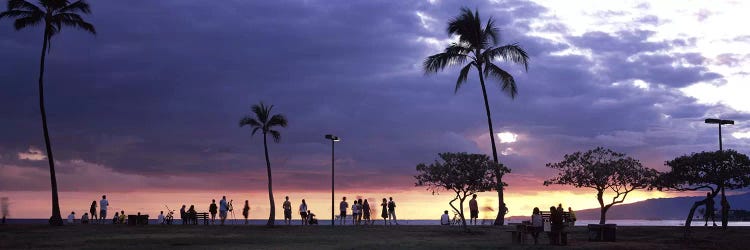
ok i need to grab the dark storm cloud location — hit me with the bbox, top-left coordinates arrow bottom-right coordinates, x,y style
0,0 -> 746,192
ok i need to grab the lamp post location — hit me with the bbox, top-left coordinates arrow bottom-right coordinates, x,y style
705,118 -> 735,229
704,118 -> 734,151
325,134 -> 340,227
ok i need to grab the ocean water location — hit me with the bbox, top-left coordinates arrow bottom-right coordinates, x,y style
5,218 -> 750,226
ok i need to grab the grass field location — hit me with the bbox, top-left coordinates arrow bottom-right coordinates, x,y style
1,224 -> 747,249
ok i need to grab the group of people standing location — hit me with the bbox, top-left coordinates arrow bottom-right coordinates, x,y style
177,196 -> 252,225
529,204 -> 576,245
338,196 -> 398,226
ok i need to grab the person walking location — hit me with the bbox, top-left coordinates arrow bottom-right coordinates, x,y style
388,197 -> 398,225
209,199 -> 218,225
339,197 -> 348,225
89,201 -> 98,223
469,194 -> 479,225
283,196 -> 292,225
219,196 -> 228,225
380,198 -> 388,226
99,195 -> 109,224
299,199 -> 309,225
242,200 -> 250,224
362,199 -> 371,225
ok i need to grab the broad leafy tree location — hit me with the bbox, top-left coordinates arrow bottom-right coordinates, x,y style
544,147 -> 658,224
415,152 -> 509,230
240,102 -> 288,226
653,150 -> 750,236
0,0 -> 96,226
423,8 -> 529,225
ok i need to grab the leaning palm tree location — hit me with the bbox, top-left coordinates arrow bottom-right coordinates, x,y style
423,7 -> 529,226
239,102 -> 288,226
0,0 -> 95,226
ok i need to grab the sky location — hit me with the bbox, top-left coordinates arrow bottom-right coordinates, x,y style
1,0 -> 749,220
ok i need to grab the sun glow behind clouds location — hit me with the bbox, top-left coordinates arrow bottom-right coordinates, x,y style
497,132 -> 518,143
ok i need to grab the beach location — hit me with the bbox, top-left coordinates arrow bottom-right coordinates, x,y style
1,224 -> 747,249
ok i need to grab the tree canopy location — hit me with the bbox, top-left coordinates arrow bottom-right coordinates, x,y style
415,152 -> 509,230
653,150 -> 750,235
544,147 -> 658,224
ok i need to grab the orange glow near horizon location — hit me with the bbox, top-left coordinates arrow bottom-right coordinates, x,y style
2,188 -> 685,220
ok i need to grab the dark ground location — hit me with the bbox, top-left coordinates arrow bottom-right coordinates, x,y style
1,224 -> 747,249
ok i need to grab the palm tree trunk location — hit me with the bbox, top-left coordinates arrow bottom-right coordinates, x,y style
475,65 -> 505,226
38,27 -> 62,226
263,133 -> 275,226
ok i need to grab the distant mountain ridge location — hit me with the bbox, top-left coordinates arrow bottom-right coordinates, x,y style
569,192 -> 750,220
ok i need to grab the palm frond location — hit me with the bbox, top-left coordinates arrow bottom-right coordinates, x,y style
54,12 -> 95,34
423,52 -> 468,74
58,0 -> 91,14
0,9 -> 38,19
269,130 -> 282,143
483,17 -> 499,46
484,62 -> 518,98
7,0 -> 41,12
268,114 -> 288,128
12,14 -> 41,29
454,62 -> 474,93
447,7 -> 482,48
239,116 -> 261,128
483,44 -> 529,71
251,127 -> 261,136
251,103 -> 270,123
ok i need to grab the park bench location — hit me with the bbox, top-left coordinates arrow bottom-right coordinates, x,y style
507,212 -> 573,245
540,211 -> 571,245
195,212 -> 209,225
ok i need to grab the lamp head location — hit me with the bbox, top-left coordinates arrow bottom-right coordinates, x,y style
705,118 -> 735,125
325,134 -> 340,141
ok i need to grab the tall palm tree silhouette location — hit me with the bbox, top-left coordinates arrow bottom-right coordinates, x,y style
0,0 -> 95,226
423,7 -> 528,225
240,102 -> 288,226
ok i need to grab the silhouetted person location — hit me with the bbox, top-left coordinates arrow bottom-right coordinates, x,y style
568,207 -> 577,226
209,199 -> 218,224
188,205 -> 197,225
380,198 -> 388,225
308,210 -> 318,225
180,205 -> 187,225
243,200 -> 250,224
351,200 -> 359,225
299,199 -> 308,225
67,211 -> 75,224
89,201 -> 97,223
531,207 -> 542,245
81,212 -> 89,224
339,197 -> 348,225
112,212 -> 119,224
705,192 -> 717,227
363,199 -> 371,225
441,210 -> 450,225
219,196 -> 228,225
469,194 -> 479,225
388,197 -> 398,225
119,210 -> 125,224
157,211 -> 164,224
357,198 -> 364,225
549,206 -> 563,245
283,196 -> 292,225
722,195 -> 730,229
99,195 -> 109,224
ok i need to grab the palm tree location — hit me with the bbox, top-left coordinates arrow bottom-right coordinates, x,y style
423,7 -> 529,225
0,0 -> 95,226
239,102 -> 288,226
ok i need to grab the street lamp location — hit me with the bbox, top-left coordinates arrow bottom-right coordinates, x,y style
324,134 -> 340,227
705,118 -> 734,151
